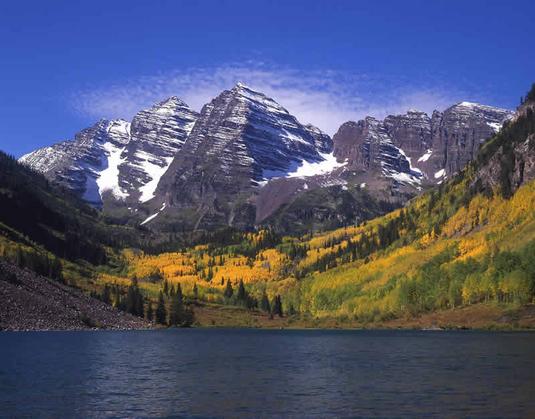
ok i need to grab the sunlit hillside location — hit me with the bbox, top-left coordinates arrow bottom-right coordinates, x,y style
95,89 -> 535,326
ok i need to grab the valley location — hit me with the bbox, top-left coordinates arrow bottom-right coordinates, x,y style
1,83 -> 534,331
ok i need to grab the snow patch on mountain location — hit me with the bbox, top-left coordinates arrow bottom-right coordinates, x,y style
487,121 -> 503,132
434,169 -> 446,179
287,152 -> 346,178
418,149 -> 433,162
140,203 -> 166,226
95,141 -> 128,199
135,152 -> 174,203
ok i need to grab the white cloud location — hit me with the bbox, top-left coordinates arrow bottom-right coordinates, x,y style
70,63 -> 467,135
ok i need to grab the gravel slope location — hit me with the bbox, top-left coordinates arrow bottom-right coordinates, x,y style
0,261 -> 151,331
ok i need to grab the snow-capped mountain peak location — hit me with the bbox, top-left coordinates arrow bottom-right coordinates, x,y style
20,97 -> 199,206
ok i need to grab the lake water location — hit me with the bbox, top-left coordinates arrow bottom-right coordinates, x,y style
1,329 -> 534,418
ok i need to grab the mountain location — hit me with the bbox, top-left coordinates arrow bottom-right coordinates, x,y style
149,82 -> 333,230
0,149 -> 143,286
3,83 -> 534,330
20,98 -> 198,207
258,101 -> 512,232
112,84 -> 535,329
20,83 -> 512,234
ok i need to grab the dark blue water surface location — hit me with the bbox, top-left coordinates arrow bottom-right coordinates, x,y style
1,329 -> 534,418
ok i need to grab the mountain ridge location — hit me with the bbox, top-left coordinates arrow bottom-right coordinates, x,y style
19,84 -> 512,233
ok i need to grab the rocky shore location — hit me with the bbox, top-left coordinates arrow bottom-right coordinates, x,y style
0,261 -> 151,331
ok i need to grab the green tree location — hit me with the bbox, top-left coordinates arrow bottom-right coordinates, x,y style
272,295 -> 283,317
224,279 -> 234,299
155,291 -> 167,325
101,285 -> 111,305
237,279 -> 246,302
168,292 -> 184,326
260,291 -> 271,313
146,302 -> 154,322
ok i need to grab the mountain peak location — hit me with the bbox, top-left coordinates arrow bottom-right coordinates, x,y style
451,101 -> 512,114
155,95 -> 189,109
234,81 -> 250,89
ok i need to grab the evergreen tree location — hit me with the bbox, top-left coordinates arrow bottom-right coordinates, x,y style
155,291 -> 167,325
168,291 -> 184,326
163,279 -> 169,296
237,279 -> 246,302
192,283 -> 199,300
224,279 -> 234,299
260,291 -> 271,313
176,282 -> 183,303
101,285 -> 111,305
125,278 -> 144,317
146,302 -> 154,321
135,293 -> 144,318
272,295 -> 283,317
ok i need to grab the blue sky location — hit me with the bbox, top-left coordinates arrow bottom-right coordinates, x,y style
1,0 -> 534,157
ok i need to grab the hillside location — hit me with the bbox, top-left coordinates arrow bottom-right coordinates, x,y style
0,152 -> 154,329
95,84 -> 535,329
1,84 -> 534,330
0,260 -> 150,331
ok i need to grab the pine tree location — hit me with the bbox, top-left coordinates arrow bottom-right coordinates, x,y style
224,279 -> 234,299
192,283 -> 199,300
237,279 -> 246,302
260,291 -> 271,313
155,291 -> 167,325
125,278 -> 144,317
272,295 -> 283,317
168,291 -> 184,327
163,280 -> 169,296
176,283 -> 183,303
101,285 -> 111,305
146,302 -> 154,321
135,293 -> 144,318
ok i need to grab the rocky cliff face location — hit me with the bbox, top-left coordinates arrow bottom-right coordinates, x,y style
151,83 -> 333,229
117,97 -> 198,203
258,102 -> 513,232
430,102 -> 514,179
19,82 -> 514,234
474,99 -> 535,197
331,102 -> 513,187
20,99 -> 198,206
20,119 -> 131,205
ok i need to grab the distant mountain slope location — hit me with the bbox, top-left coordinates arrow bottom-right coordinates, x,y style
258,102 -> 512,233
0,151 -> 138,269
272,86 -> 535,320
105,84 -> 535,328
20,98 -> 198,207
149,83 -> 333,230
19,83 -> 512,234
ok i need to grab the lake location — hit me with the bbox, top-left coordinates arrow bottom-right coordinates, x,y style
1,329 -> 534,417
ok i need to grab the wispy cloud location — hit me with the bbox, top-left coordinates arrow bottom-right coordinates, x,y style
70,63 -> 469,135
